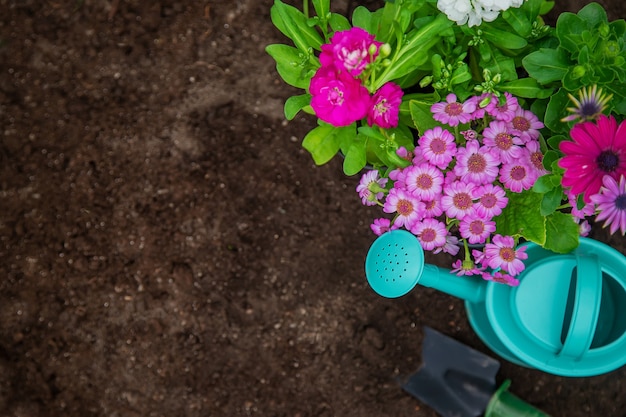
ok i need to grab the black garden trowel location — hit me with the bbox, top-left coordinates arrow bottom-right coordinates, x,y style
401,326 -> 500,417
401,327 -> 551,417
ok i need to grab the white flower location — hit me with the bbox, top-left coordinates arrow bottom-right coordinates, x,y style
437,0 -> 525,27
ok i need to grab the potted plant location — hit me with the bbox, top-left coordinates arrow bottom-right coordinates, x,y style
266,0 -> 626,285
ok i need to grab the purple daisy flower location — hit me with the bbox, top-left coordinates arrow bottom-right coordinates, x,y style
482,120 -> 524,164
459,214 -> 496,244
499,162 -> 537,193
430,93 -> 476,126
405,163 -> 444,201
410,218 -> 448,251
483,234 -> 528,276
418,126 -> 457,169
454,139 -> 500,186
383,188 -> 425,229
590,174 -> 626,235
441,180 -> 476,220
472,184 -> 508,219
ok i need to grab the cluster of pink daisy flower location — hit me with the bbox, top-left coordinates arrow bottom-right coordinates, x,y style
310,27 -> 402,128
358,92 -> 546,286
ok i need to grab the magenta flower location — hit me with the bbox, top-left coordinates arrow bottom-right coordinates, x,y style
371,218 -> 392,235
356,170 -> 388,206
590,175 -> 626,235
418,126 -> 457,169
472,184 -> 508,219
368,82 -> 403,128
483,234 -> 528,276
441,180 -> 476,220
507,107 -> 544,143
454,139 -> 500,185
405,163 -> 444,201
482,271 -> 520,287
431,93 -> 476,126
559,115 -> 626,202
486,92 -> 519,122
459,214 -> 496,244
410,218 -> 448,251
499,161 -> 537,193
310,66 -> 370,127
383,188 -> 425,229
482,120 -> 524,164
325,27 -> 381,77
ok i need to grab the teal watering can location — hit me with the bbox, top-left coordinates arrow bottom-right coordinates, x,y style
365,229 -> 626,377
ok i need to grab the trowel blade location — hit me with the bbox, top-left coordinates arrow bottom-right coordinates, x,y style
401,327 -> 500,417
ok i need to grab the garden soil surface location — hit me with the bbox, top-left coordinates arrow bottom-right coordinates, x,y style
2,0 -> 626,416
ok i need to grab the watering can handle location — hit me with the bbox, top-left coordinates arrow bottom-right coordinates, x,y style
558,254 -> 602,360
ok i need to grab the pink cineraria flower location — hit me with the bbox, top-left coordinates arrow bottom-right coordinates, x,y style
405,163 -> 444,201
459,214 -> 496,244
524,140 -> 549,176
483,234 -> 528,276
486,92 -> 519,122
410,218 -> 448,251
590,174 -> 626,235
499,161 -> 537,193
368,82 -> 403,128
383,188 -> 425,229
423,196 -> 444,218
371,218 -> 392,235
433,233 -> 460,256
508,107 -> 544,143
567,191 -> 595,220
356,170 -> 388,206
441,180 -> 476,220
454,139 -> 500,185
472,184 -> 508,219
482,270 -> 520,286
579,219 -> 592,237
482,120 -> 524,163
559,115 -> 626,202
431,93 -> 476,126
450,258 -> 484,276
325,27 -> 381,77
310,66 -> 370,127
418,126 -> 457,169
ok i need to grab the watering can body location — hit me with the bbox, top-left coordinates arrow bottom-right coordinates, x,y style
365,230 -> 626,377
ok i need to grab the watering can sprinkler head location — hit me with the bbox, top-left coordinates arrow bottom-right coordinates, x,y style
365,229 -> 425,298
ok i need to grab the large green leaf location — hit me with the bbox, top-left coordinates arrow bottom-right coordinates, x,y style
284,94 -> 311,120
265,44 -> 313,89
481,26 -> 528,50
522,48 -> 570,84
409,100 -> 443,136
302,123 -> 356,165
342,137 -> 367,176
494,191 -> 547,245
544,211 -> 580,253
499,77 -> 554,99
270,0 -> 323,52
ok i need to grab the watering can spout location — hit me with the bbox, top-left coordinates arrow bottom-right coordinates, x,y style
365,229 -> 486,302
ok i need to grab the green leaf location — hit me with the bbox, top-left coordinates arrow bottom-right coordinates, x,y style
270,0 -> 323,52
343,139 -> 367,176
546,134 -> 567,151
494,191 -> 547,245
522,48 -> 570,84
409,100 -> 443,136
499,78 -> 554,99
302,123 -> 355,165
577,2 -> 608,28
311,0 -> 330,21
284,94 -> 311,120
544,89 -> 571,133
351,6 -> 375,33
484,52 -> 517,82
543,211 -> 580,253
329,13 -> 351,32
555,13 -> 585,54
540,185 -> 563,216
502,8 -> 532,37
265,44 -> 313,89
532,175 -> 556,193
481,26 -> 528,50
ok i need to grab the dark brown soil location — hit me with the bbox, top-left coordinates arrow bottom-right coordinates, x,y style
1,1 -> 625,416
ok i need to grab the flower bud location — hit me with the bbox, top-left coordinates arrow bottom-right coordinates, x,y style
571,65 -> 586,79
368,43 -> 378,56
379,43 -> 392,58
